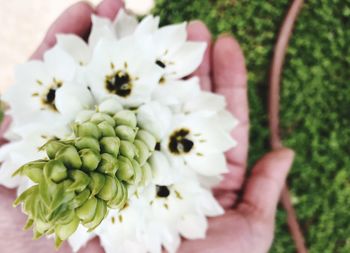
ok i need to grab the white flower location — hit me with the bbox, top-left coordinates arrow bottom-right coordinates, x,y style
150,23 -> 206,84
2,45 -> 93,128
124,0 -> 155,16
86,37 -> 164,106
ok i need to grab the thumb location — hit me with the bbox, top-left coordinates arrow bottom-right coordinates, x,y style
238,148 -> 295,222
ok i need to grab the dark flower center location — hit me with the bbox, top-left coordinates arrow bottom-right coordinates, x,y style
156,185 -> 170,198
155,142 -> 161,151
41,80 -> 62,111
168,128 -> 194,155
105,71 -> 132,97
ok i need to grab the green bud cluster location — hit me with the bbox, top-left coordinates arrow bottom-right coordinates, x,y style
13,109 -> 156,248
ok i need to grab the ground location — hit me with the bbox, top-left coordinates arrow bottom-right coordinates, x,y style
154,0 -> 350,252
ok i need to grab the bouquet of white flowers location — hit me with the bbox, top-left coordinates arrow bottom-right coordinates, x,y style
0,10 -> 237,253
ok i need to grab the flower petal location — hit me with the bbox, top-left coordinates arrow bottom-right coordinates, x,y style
186,153 -> 228,176
89,15 -> 116,49
149,151 -> 178,185
56,34 -> 91,65
166,41 -> 206,79
113,9 -> 138,38
55,83 -> 93,121
177,213 -> 207,240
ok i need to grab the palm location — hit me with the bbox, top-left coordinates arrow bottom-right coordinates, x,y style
0,1 -> 294,253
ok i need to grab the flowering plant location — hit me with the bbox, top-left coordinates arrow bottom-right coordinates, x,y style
0,10 -> 237,253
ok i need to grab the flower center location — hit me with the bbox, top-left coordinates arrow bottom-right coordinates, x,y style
156,185 -> 170,198
168,128 -> 194,155
41,80 -> 62,111
105,71 -> 132,97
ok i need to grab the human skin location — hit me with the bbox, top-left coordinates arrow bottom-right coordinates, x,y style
0,0 -> 295,252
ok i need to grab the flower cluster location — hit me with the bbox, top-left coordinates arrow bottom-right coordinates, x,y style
0,10 -> 237,253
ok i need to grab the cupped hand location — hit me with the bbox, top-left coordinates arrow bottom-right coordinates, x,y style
0,1 -> 294,253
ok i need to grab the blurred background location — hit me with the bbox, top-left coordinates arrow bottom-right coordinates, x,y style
0,0 -> 99,93
1,0 -> 350,252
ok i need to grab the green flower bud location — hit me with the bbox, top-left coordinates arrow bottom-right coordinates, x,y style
14,185 -> 38,207
75,137 -> 100,152
49,184 -> 75,212
55,216 -> 80,241
115,125 -> 136,142
76,196 -> 97,222
76,122 -> 101,139
113,110 -> 137,128
48,202 -> 74,224
134,140 -> 150,165
67,170 -> 90,193
97,153 -> 118,175
141,162 -> 153,186
75,110 -> 94,124
98,99 -> 122,115
136,130 -> 156,151
100,137 -> 120,156
24,167 -> 44,183
116,156 -> 134,182
131,159 -> 142,186
35,219 -> 51,234
108,179 -> 127,209
79,149 -> 101,171
55,145 -> 82,170
89,172 -> 106,196
120,141 -> 136,159
44,140 -> 67,159
71,188 -> 90,209
12,160 -> 47,177
91,112 -> 115,126
97,175 -> 117,201
98,121 -> 116,137
85,199 -> 107,231
44,160 -> 67,183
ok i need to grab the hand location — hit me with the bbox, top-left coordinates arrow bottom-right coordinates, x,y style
0,1 -> 295,253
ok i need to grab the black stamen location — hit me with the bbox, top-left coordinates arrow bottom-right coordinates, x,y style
155,142 -> 161,151
156,185 -> 170,198
156,60 -> 166,68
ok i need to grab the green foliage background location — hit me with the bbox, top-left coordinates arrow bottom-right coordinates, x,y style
154,0 -> 350,252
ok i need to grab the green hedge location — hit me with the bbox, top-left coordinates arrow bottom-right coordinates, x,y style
154,1 -> 350,252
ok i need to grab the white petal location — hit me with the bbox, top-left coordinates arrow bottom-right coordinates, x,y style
177,214 -> 208,240
43,45 -> 77,81
167,41 -> 206,79
0,159 -> 21,188
186,153 -> 228,176
153,22 -> 187,55
55,84 -> 93,121
198,190 -> 224,217
137,102 -> 172,140
149,151 -> 178,185
184,91 -> 226,114
152,77 -> 201,108
56,34 -> 91,65
113,9 -> 138,38
89,15 -> 116,49
68,225 -> 94,252
214,110 -> 239,131
135,15 -> 159,35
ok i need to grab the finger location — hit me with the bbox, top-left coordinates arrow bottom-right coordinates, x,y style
187,21 -> 212,91
238,148 -> 295,221
95,0 -> 124,19
31,2 -> 94,60
213,35 -> 249,167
